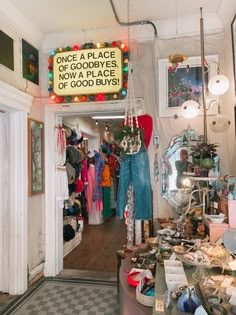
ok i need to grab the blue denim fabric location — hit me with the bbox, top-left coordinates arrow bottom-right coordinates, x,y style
116,148 -> 152,220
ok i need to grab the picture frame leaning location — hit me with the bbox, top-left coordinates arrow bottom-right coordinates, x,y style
28,119 -> 44,196
158,55 -> 218,118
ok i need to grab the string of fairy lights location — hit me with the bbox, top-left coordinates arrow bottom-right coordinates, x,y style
48,41 -> 129,103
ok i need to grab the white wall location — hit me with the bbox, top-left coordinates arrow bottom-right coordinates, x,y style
0,8 -> 45,274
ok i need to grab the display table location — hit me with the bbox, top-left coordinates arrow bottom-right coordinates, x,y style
119,251 -> 211,314
152,263 -> 194,315
119,252 -> 194,315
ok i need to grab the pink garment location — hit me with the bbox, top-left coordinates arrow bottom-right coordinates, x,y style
81,159 -> 88,183
86,165 -> 103,212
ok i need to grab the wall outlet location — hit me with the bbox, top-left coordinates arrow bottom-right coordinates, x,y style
154,135 -> 159,145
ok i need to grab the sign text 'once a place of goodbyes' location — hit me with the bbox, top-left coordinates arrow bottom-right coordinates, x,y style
53,47 -> 123,96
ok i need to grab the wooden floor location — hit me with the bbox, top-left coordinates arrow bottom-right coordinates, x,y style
63,215 -> 127,273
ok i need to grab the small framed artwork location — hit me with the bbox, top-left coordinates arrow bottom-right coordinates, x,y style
158,55 -> 218,117
22,39 -> 39,85
28,119 -> 44,196
0,30 -> 14,71
231,14 -> 236,92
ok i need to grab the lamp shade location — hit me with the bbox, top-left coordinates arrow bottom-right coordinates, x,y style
181,100 -> 200,118
208,74 -> 229,96
209,114 -> 230,132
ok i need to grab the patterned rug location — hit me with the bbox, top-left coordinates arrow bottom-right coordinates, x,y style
2,278 -> 119,315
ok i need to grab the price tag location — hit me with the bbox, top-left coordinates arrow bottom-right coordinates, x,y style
221,277 -> 233,287
155,299 -> 165,312
229,260 -> 236,271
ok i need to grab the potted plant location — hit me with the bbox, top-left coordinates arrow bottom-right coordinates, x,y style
190,142 -> 219,169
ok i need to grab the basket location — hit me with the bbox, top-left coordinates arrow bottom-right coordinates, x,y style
136,281 -> 154,307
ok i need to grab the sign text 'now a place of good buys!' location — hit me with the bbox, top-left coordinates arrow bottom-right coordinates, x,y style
53,47 -> 123,96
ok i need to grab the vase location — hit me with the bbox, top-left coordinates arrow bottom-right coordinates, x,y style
200,158 -> 215,169
199,168 -> 209,177
178,287 -> 201,314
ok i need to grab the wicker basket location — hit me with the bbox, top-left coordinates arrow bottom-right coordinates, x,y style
136,282 -> 154,307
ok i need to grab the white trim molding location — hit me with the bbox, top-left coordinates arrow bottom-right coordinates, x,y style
0,81 -> 32,294
44,101 -> 126,277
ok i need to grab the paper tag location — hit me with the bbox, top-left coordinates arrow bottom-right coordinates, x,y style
229,261 -> 236,271
221,277 -> 233,287
169,253 -> 176,260
155,299 -> 165,312
211,275 -> 225,281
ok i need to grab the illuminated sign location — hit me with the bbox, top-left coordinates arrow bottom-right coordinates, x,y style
48,42 -> 129,103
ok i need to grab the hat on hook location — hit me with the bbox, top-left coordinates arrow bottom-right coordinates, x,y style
87,149 -> 95,158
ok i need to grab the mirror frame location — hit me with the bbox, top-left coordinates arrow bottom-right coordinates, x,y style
161,126 -> 220,213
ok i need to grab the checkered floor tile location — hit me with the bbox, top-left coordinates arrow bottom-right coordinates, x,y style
3,279 -> 119,315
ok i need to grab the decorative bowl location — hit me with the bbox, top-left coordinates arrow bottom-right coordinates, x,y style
206,214 -> 225,224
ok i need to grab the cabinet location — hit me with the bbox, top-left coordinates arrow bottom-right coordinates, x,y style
205,198 -> 236,243
204,219 -> 228,243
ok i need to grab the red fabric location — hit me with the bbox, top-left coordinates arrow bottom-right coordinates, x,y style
123,114 -> 153,148
127,271 -> 142,287
108,155 -> 117,177
81,159 -> 88,183
74,179 -> 84,193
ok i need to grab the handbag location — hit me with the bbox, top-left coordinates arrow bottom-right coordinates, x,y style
115,68 -> 144,155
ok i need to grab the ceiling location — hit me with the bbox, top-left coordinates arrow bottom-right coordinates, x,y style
6,0 -> 236,38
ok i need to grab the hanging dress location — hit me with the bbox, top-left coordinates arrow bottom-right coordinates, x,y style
55,126 -> 69,198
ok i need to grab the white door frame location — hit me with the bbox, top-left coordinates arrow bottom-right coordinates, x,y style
44,101 -> 126,276
0,81 -> 32,294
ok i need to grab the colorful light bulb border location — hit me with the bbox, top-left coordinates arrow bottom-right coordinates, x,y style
48,41 -> 129,103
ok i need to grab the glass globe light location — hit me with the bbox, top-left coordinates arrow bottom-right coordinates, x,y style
181,100 -> 200,118
209,114 -> 230,132
208,74 -> 229,95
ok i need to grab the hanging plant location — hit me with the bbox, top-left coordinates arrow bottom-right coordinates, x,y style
114,125 -> 144,154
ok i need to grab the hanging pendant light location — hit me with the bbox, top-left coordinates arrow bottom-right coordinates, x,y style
181,100 -> 200,118
208,74 -> 229,95
209,114 -> 231,132
209,103 -> 230,132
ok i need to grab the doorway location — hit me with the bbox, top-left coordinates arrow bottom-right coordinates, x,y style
59,113 -> 127,277
44,101 -> 127,278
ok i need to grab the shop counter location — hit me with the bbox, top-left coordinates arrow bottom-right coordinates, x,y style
119,252 -> 152,315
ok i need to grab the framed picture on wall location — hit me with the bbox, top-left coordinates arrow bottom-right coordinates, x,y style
158,55 -> 218,117
231,14 -> 236,93
22,39 -> 39,85
0,30 -> 14,71
28,119 -> 44,196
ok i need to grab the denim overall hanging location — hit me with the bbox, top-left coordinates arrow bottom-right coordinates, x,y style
116,69 -> 152,220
